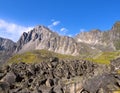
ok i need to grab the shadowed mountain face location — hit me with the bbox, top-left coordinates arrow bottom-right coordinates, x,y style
0,37 -> 16,64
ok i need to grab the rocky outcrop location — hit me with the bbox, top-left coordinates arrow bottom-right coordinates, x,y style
0,58 -> 99,93
82,73 -> 120,93
0,37 -> 16,64
0,57 -> 120,93
80,57 -> 120,93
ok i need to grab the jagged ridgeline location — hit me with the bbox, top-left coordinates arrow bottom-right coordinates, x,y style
0,22 -> 120,64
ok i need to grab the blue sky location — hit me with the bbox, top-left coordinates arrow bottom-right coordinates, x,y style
0,0 -> 120,41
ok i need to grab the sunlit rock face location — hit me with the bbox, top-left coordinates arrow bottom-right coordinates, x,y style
75,22 -> 120,51
15,25 -> 98,56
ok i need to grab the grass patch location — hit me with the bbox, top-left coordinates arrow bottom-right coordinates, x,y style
86,51 -> 120,64
113,91 -> 120,93
8,49 -> 120,65
8,52 -> 37,64
8,49 -> 78,64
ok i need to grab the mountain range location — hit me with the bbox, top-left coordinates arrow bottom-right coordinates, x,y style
0,21 -> 120,63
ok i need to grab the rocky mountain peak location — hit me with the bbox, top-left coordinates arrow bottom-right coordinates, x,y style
90,29 -> 101,34
75,23 -> 120,51
75,29 -> 102,45
0,37 -> 16,64
112,21 -> 120,31
113,21 -> 120,27
15,25 -> 99,56
31,25 -> 53,34
14,21 -> 120,56
1,21 -> 120,64
0,37 -> 16,51
16,26 -> 52,52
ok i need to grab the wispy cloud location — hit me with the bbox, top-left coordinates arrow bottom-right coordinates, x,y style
48,19 -> 70,36
48,20 -> 60,28
52,21 -> 60,26
68,34 -> 73,37
60,27 -> 68,35
60,28 -> 68,32
0,19 -> 33,41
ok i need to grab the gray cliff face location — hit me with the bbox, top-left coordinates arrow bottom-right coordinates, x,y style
15,26 -> 97,56
75,22 -> 120,52
0,37 -> 16,51
75,29 -> 115,52
75,29 -> 103,45
15,22 -> 120,56
0,37 -> 16,64
110,22 -> 120,50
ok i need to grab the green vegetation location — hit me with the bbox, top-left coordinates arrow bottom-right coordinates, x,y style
8,52 -> 37,64
8,49 -> 120,65
86,51 -> 120,64
117,70 -> 120,74
8,49 -> 77,64
113,91 -> 120,93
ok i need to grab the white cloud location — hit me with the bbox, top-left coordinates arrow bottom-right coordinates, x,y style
48,20 -> 60,28
52,21 -> 60,26
48,20 -> 69,36
0,19 -> 33,41
60,27 -> 68,35
60,28 -> 68,32
80,28 -> 86,32
68,34 -> 73,37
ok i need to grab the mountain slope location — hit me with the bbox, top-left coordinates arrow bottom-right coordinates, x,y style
8,49 -> 78,64
75,22 -> 120,52
15,25 -> 98,56
0,37 -> 16,64
1,22 -> 120,64
14,22 -> 120,57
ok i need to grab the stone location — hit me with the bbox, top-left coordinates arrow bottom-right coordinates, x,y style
0,81 -> 9,93
53,85 -> 64,93
1,72 -> 16,85
46,79 -> 54,87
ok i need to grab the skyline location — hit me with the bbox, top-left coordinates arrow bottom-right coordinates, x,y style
0,0 -> 120,41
